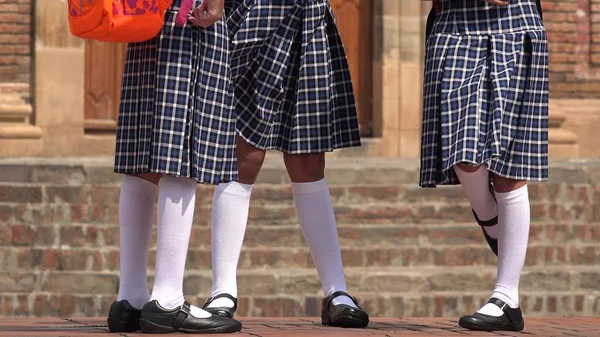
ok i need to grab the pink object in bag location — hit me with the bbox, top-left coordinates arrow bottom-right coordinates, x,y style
175,0 -> 194,26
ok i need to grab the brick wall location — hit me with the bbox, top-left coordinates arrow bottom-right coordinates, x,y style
0,0 -> 32,83
0,158 -> 599,318
544,0 -> 600,98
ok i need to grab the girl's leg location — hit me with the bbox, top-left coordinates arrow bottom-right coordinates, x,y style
454,164 -> 529,313
206,137 -> 264,310
453,165 -> 499,240
481,176 -> 529,313
149,175 -> 211,318
116,173 -> 160,309
137,175 -> 243,333
459,173 -> 529,331
283,153 -> 356,308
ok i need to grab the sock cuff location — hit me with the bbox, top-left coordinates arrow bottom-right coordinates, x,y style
291,178 -> 328,195
216,181 -> 253,198
491,287 -> 519,308
122,175 -> 159,199
495,185 -> 528,205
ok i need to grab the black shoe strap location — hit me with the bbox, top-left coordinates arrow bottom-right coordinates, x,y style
172,301 -> 191,331
488,298 -> 520,324
323,291 -> 361,309
205,293 -> 238,311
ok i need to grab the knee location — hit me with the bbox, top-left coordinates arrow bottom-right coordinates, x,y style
238,151 -> 265,183
237,137 -> 266,184
130,173 -> 161,185
284,153 -> 325,183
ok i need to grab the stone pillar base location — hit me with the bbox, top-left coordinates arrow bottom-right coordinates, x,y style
548,129 -> 579,158
0,93 -> 43,156
548,101 -> 579,159
0,138 -> 42,156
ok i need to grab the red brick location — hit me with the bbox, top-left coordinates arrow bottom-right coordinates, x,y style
43,249 -> 59,269
104,250 -> 120,270
0,205 -> 12,223
346,186 -> 401,201
13,295 -> 27,316
11,225 -> 35,245
0,295 -> 13,316
59,226 -> 98,247
0,225 -> 11,245
0,185 -> 42,203
45,186 -> 89,204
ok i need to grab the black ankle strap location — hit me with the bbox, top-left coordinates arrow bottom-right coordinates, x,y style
205,293 -> 238,310
172,301 -> 191,331
472,210 -> 498,227
323,291 -> 361,309
488,298 -> 521,324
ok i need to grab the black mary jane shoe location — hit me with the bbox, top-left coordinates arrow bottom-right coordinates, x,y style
139,300 -> 242,334
203,293 -> 238,319
321,291 -> 369,328
473,182 -> 499,256
107,300 -> 142,333
459,298 -> 525,332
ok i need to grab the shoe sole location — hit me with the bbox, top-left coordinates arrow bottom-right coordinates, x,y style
322,313 -> 369,329
139,319 -> 242,334
458,317 -> 524,332
107,317 -> 140,333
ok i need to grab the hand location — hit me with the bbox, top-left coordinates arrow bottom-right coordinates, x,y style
483,0 -> 509,5
188,0 -> 225,28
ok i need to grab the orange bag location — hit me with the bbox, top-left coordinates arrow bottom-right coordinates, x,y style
67,0 -> 190,43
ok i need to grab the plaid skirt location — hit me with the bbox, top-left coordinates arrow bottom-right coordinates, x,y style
113,0 -> 237,184
420,0 -> 549,187
224,0 -> 361,154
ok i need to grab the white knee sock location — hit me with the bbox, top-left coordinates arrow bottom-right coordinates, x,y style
150,176 -> 210,318
453,166 -> 499,238
116,175 -> 157,309
292,178 -> 357,308
206,181 -> 253,309
478,185 -> 530,316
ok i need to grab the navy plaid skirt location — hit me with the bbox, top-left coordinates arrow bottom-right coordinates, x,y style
224,0 -> 361,154
420,0 -> 549,187
114,0 -> 237,185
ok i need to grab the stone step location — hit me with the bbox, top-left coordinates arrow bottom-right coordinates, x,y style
2,156 -> 599,186
0,183 -> 592,225
0,94 -> 27,106
4,236 -> 597,272
7,222 -> 598,249
9,265 -> 596,297
0,83 -> 29,95
0,290 -> 594,318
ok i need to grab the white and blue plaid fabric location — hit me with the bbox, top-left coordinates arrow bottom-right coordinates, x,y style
420,0 -> 549,187
114,0 -> 237,184
225,0 -> 361,154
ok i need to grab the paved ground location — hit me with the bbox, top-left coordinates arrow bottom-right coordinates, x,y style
0,317 -> 597,336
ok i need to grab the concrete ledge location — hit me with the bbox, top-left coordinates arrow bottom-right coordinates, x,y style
0,156 -> 598,186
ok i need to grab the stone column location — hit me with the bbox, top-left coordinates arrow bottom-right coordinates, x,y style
0,0 -> 43,156
34,0 -> 86,156
372,0 -> 426,158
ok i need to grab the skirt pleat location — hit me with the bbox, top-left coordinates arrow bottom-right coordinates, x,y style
225,0 -> 361,154
114,0 -> 238,184
420,0 -> 548,187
